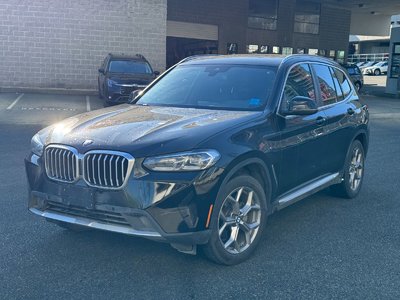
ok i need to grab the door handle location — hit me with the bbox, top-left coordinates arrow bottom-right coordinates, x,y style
316,116 -> 326,126
347,108 -> 355,115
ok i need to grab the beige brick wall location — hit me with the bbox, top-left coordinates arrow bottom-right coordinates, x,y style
0,0 -> 167,89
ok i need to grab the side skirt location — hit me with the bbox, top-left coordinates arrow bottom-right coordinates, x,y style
274,173 -> 341,210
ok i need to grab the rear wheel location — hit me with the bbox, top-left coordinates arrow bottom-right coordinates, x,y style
374,69 -> 381,76
331,140 -> 365,198
202,175 -> 267,265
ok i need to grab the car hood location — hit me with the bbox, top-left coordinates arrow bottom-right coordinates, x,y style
39,105 -> 261,157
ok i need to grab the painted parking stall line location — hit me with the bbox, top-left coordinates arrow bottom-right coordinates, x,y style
6,93 -> 24,110
86,95 -> 91,111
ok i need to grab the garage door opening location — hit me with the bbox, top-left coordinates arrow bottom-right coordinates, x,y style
167,37 -> 218,68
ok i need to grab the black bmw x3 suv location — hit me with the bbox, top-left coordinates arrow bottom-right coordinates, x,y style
26,55 -> 369,265
98,53 -> 159,106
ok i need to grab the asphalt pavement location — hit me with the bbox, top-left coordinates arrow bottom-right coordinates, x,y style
0,92 -> 399,299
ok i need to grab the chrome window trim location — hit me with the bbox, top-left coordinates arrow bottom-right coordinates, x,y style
276,60 -> 356,118
44,144 -> 80,183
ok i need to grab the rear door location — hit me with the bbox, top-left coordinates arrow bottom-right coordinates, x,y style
312,64 -> 358,174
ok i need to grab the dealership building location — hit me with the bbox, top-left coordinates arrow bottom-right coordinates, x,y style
0,0 -> 399,90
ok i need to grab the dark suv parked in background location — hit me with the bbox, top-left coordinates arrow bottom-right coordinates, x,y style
26,54 -> 369,265
98,53 -> 159,106
343,64 -> 364,91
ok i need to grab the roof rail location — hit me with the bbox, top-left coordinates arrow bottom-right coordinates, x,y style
178,54 -> 220,64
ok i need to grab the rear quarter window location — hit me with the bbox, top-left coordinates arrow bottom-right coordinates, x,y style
333,69 -> 353,99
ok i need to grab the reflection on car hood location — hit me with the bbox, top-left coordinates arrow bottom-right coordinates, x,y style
40,104 -> 261,157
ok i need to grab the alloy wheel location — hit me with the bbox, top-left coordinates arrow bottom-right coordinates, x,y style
349,147 -> 363,191
218,186 -> 261,254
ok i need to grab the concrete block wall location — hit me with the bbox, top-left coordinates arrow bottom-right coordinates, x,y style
0,0 -> 167,89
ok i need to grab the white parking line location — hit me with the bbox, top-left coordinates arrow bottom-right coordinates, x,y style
86,95 -> 91,112
6,93 -> 24,110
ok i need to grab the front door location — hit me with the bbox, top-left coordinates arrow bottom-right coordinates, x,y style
276,63 -> 328,195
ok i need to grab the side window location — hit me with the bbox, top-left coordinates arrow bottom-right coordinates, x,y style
282,63 -> 316,110
333,69 -> 352,99
330,67 -> 344,101
313,64 -> 337,106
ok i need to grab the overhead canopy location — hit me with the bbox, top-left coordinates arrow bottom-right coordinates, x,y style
321,0 -> 400,36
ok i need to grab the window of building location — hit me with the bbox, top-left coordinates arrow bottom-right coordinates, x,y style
247,45 -> 259,54
294,1 -> 320,34
260,45 -> 269,53
248,0 -> 278,30
336,50 -> 345,64
313,64 -> 338,106
272,46 -> 280,54
282,64 -> 316,111
329,50 -> 336,58
297,48 -> 305,54
282,47 -> 293,55
390,43 -> 400,78
227,43 -> 238,54
319,50 -> 326,57
309,49 -> 318,55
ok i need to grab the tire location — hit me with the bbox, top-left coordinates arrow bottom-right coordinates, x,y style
331,140 -> 365,199
47,219 -> 90,232
354,82 -> 361,91
374,69 -> 381,76
202,175 -> 268,265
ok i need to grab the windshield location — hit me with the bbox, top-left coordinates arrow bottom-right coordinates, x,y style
136,64 -> 276,111
108,60 -> 153,74
375,61 -> 386,67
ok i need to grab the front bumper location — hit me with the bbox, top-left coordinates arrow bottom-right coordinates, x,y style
25,153 -> 222,248
106,84 -> 146,104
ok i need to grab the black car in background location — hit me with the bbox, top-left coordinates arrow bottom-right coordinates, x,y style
98,53 -> 159,106
26,55 -> 369,265
343,64 -> 364,91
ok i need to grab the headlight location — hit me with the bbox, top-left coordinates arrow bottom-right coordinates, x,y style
31,133 -> 44,157
143,150 -> 221,172
107,79 -> 117,87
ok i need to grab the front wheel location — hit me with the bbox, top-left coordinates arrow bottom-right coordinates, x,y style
202,175 -> 268,265
331,140 -> 365,198
374,69 -> 381,76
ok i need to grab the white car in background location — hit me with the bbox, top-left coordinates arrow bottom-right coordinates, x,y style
363,61 -> 388,75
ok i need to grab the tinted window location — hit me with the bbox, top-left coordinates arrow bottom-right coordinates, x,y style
137,65 -> 276,111
330,67 -> 344,101
313,64 -> 337,106
334,69 -> 352,98
282,64 -> 316,111
346,66 -> 360,75
108,60 -> 153,74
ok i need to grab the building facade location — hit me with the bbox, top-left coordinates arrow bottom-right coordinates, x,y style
0,0 -> 351,90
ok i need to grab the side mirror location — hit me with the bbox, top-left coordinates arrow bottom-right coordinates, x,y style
282,96 -> 318,116
128,89 -> 143,103
154,71 -> 160,76
98,68 -> 105,74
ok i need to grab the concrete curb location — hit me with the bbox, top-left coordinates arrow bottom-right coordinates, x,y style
0,87 -> 97,96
